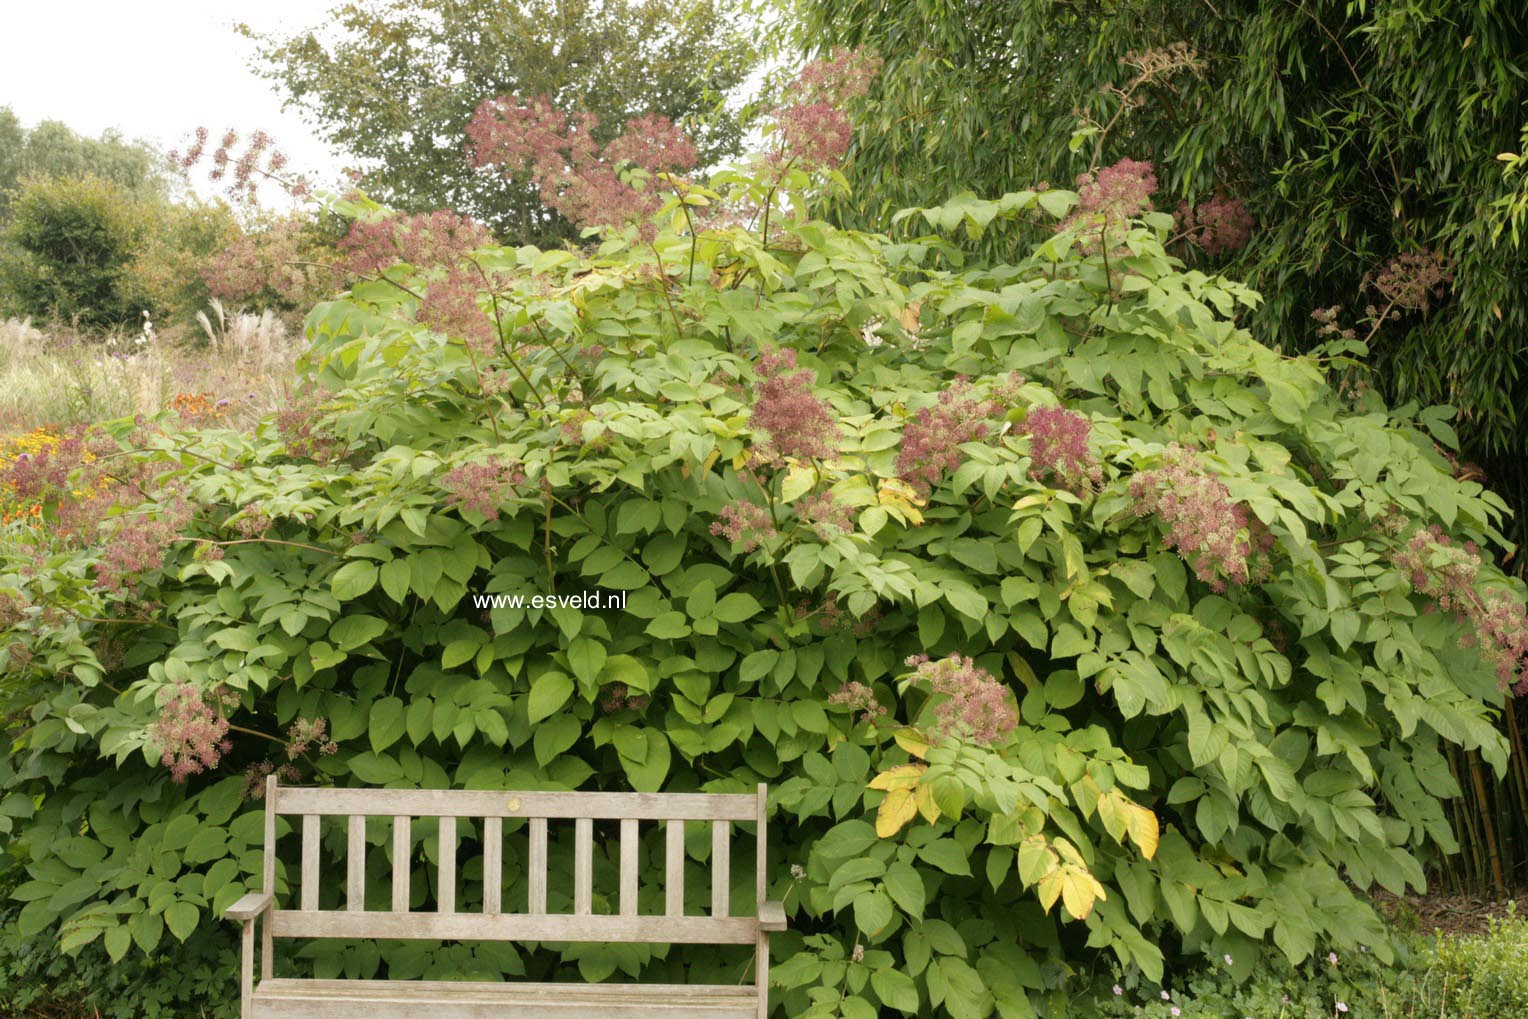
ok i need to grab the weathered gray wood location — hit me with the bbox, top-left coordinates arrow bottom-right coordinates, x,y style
438,816 -> 456,913
665,819 -> 684,916
574,818 -> 593,915
482,816 -> 502,915
250,978 -> 757,1019
755,784 -> 768,1019
711,821 -> 730,918
241,917 -> 254,1019
225,892 -> 274,921
528,818 -> 547,914
262,775 -> 276,980
619,818 -> 638,916
276,787 -> 756,821
392,816 -> 410,912
301,815 -> 320,912
347,816 -> 365,912
757,901 -> 787,932
270,910 -> 758,944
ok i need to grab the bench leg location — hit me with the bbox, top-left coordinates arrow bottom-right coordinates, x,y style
241,920 -> 255,1019
756,931 -> 770,1019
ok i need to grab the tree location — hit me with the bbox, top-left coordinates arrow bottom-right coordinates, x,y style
800,0 -> 1528,563
241,0 -> 760,244
0,109 -> 167,222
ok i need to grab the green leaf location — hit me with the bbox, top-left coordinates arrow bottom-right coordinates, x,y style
330,561 -> 379,601
871,967 -> 921,1013
713,592 -> 763,624
918,839 -> 972,876
369,696 -> 405,752
853,888 -> 894,934
882,861 -> 926,918
528,672 -> 574,724
164,901 -> 199,942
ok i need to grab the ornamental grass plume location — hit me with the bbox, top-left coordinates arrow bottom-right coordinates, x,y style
1128,443 -> 1264,592
904,653 -> 1018,746
895,380 -> 1003,496
749,347 -> 840,463
150,682 -> 237,781
1392,523 -> 1528,692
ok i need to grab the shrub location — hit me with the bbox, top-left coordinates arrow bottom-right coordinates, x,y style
2,88 -> 1526,1018
1434,905 -> 1528,1018
1,174 -> 147,327
121,199 -> 241,327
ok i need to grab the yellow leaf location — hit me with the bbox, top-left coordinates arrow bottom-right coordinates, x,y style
915,782 -> 942,824
1060,866 -> 1105,921
868,764 -> 926,791
877,477 -> 926,526
780,463 -> 818,503
1096,789 -> 1124,841
876,787 -> 919,837
1126,803 -> 1160,860
898,300 -> 922,336
700,449 -> 721,477
1036,868 -> 1064,913
894,729 -> 930,760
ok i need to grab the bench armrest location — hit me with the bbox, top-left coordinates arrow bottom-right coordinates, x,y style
759,900 -> 788,932
225,891 -> 273,922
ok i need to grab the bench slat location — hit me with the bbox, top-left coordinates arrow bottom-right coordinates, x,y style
574,818 -> 593,915
619,819 -> 638,916
392,816 -> 410,912
347,816 -> 365,912
301,815 -> 320,912
665,819 -> 684,916
275,788 -> 756,821
528,818 -> 547,914
438,816 -> 456,913
711,821 -> 729,918
483,816 -> 502,915
269,911 -> 759,944
252,979 -> 757,1019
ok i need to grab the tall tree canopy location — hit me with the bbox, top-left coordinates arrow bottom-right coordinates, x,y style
0,109 -> 167,222
802,0 -> 1528,558
242,0 -> 760,245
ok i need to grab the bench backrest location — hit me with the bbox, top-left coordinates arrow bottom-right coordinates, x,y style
261,777 -> 767,945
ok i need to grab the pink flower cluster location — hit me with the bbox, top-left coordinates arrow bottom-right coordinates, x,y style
416,267 -> 501,356
97,498 -> 194,594
749,347 -> 840,463
275,390 -> 344,463
1129,444 -> 1266,592
771,48 -> 883,171
338,211 -> 493,275
1392,524 -> 1528,691
796,594 -> 881,637
170,127 -> 309,204
440,456 -> 526,521
1024,405 -> 1101,491
203,214 -> 341,309
286,717 -> 339,759
150,682 -> 237,781
1176,194 -> 1254,256
467,95 -> 697,234
895,380 -> 1002,496
240,760 -> 301,801
828,680 -> 887,724
1062,158 -> 1158,254
796,490 -> 854,539
904,654 -> 1018,746
710,500 -> 776,552
600,683 -> 651,714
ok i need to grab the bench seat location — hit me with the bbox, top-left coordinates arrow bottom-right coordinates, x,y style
251,978 -> 759,1018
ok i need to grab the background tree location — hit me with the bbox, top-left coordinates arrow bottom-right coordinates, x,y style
0,109 -> 167,223
241,0 -> 760,245
800,0 -> 1528,566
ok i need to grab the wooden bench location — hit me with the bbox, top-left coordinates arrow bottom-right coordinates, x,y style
224,776 -> 786,1018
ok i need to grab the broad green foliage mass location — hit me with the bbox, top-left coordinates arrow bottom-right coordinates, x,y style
1,160 -> 1525,1017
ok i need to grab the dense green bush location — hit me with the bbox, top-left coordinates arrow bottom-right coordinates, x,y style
2,95 -> 1527,1018
1,174 -> 148,327
1434,906 -> 1528,1018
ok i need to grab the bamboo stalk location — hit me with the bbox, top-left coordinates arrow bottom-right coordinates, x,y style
1466,748 -> 1507,895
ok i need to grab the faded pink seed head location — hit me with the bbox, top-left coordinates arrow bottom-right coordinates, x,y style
894,380 -> 1001,496
771,48 -> 882,171
828,680 -> 887,725
1060,157 -> 1158,255
150,682 -> 235,781
905,654 -> 1017,746
1128,444 -> 1255,592
710,499 -> 776,552
749,347 -> 839,463
1024,404 -> 1101,491
338,210 -> 492,275
440,456 -> 527,521
1176,194 -> 1254,256
796,490 -> 854,540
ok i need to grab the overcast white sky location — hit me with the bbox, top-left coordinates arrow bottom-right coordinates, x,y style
1,0 -> 348,197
